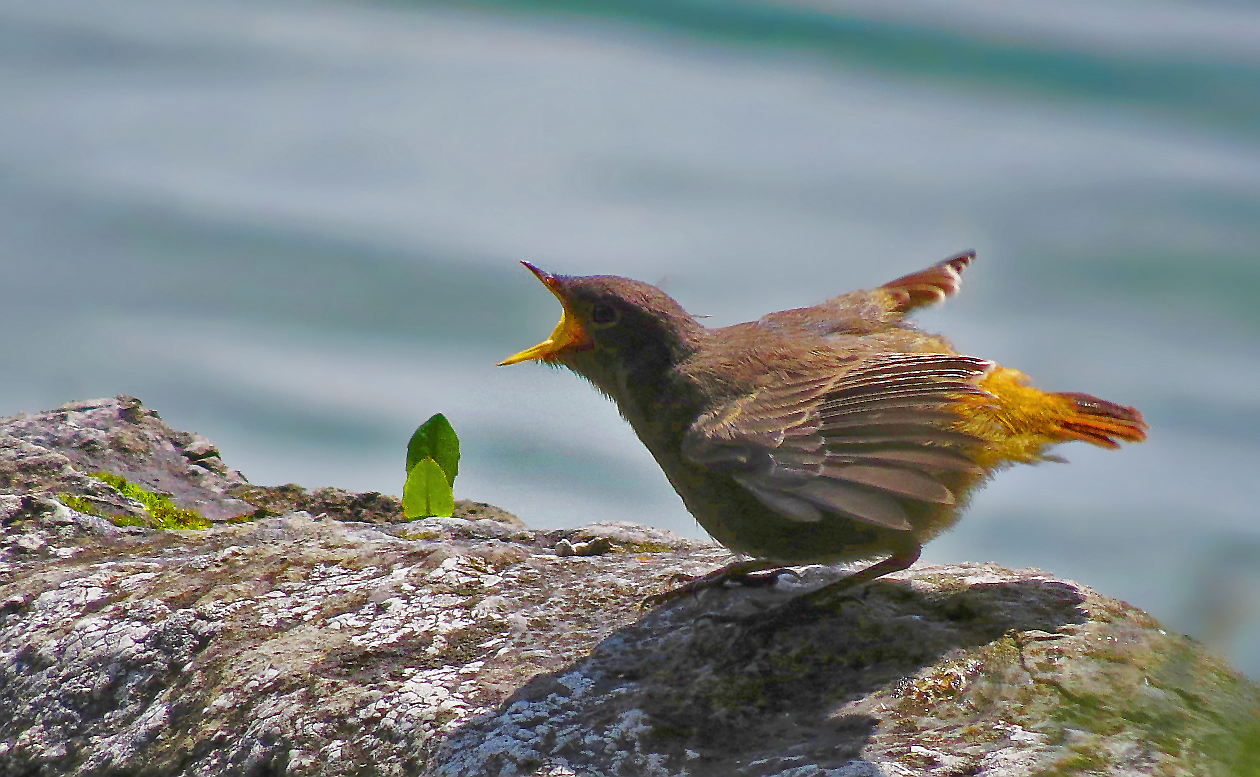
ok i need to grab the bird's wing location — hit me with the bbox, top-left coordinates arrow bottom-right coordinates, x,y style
880,250 -> 975,315
682,353 -> 993,531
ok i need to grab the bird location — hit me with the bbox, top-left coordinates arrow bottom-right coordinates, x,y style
498,251 -> 1147,608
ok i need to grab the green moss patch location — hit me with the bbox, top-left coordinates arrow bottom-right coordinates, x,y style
57,494 -> 101,515
62,473 -> 211,530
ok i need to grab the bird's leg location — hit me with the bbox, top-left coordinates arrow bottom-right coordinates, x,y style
642,558 -> 792,608
797,541 -> 922,608
700,541 -> 923,628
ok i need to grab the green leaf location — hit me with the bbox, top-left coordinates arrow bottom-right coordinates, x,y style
406,413 -> 460,486
402,457 -> 456,519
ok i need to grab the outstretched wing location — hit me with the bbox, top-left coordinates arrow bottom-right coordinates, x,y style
681,353 -> 993,531
881,250 -> 975,315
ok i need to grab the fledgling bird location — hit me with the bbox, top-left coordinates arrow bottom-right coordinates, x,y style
499,252 -> 1147,606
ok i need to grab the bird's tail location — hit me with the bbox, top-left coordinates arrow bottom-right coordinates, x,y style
1049,391 -> 1148,449
951,367 -> 1147,467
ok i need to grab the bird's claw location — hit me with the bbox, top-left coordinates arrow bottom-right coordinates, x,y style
640,562 -> 798,609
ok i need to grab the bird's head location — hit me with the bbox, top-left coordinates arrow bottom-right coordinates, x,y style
498,263 -> 705,397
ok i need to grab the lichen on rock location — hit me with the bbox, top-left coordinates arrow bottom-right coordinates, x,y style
1,396 -> 1258,776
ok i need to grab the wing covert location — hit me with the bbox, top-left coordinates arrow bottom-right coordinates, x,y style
682,353 -> 994,531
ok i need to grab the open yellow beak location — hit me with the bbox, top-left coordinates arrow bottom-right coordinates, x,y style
497,262 -> 590,366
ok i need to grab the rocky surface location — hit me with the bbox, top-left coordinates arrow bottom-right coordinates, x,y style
2,396 -> 1258,776
0,395 -> 255,523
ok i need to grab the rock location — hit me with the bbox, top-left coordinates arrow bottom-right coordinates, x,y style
0,396 -> 255,522
1,397 -> 1258,776
227,487 -> 526,528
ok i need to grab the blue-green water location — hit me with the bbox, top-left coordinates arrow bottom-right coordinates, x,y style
2,0 -> 1259,675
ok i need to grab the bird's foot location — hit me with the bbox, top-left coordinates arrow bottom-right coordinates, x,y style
700,548 -> 922,629
641,559 -> 795,609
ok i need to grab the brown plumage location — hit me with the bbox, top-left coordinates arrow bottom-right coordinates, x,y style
499,251 -> 1147,606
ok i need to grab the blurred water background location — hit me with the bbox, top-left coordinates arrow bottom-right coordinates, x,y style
2,0 -> 1258,675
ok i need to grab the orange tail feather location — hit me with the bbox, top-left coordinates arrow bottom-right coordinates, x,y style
1051,392 -> 1148,449
952,367 -> 1146,466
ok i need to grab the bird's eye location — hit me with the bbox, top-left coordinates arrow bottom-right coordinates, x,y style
590,303 -> 620,327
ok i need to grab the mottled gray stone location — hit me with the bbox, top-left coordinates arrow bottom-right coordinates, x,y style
0,396 -> 255,522
1,397 -> 1258,777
